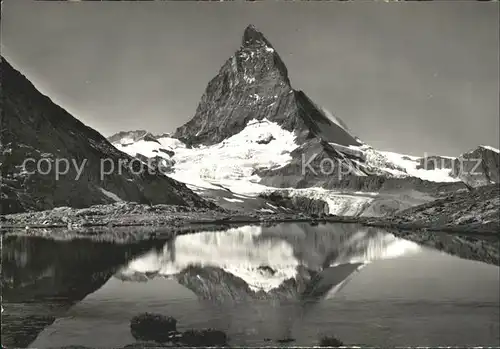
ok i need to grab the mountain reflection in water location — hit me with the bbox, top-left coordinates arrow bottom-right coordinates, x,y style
117,223 -> 421,299
2,223 -> 499,348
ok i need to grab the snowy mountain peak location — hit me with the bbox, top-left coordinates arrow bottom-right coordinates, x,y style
107,130 -> 159,146
237,25 -> 289,84
154,132 -> 172,139
173,26 -> 359,148
242,24 -> 271,47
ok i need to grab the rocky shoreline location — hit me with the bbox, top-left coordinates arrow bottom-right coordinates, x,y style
2,205 -> 497,235
2,184 -> 498,267
1,195 -> 498,238
0,202 -> 329,230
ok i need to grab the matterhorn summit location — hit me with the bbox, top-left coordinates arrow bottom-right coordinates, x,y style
173,24 -> 360,149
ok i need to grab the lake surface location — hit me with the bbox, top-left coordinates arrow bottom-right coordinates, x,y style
2,223 -> 499,348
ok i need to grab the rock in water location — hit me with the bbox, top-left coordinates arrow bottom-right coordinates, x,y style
0,57 -> 216,214
180,329 -> 228,347
130,313 -> 177,342
319,336 -> 344,347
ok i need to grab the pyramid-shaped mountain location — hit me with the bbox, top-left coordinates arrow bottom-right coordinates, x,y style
0,57 -> 214,214
174,25 -> 361,148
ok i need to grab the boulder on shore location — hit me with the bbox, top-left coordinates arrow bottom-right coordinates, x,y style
180,329 -> 228,347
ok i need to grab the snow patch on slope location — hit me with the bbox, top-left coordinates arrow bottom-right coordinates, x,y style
112,119 -> 298,192
479,145 -> 500,153
110,117 -> 465,217
114,139 -> 168,159
167,118 -> 298,187
380,151 -> 461,183
333,143 -> 461,183
109,121 -> 388,216
330,142 -> 445,180
119,137 -> 135,146
99,187 -> 123,202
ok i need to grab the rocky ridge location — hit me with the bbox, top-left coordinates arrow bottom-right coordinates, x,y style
107,130 -> 160,146
450,145 -> 500,187
365,184 -> 500,234
0,57 -> 215,214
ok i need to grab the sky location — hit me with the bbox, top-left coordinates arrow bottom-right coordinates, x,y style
1,0 -> 499,156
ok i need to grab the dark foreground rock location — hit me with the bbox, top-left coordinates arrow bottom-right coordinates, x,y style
129,313 -> 227,347
130,313 -> 177,342
122,343 -> 175,349
46,347 -> 95,349
319,336 -> 344,347
180,329 -> 228,347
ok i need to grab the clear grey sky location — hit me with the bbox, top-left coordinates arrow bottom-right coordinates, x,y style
1,0 -> 498,156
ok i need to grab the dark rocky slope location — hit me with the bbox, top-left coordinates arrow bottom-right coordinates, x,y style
173,25 -> 360,149
259,191 -> 330,215
322,174 -> 467,194
366,184 -> 500,233
0,58 -> 215,214
257,138 -> 362,188
256,141 -> 481,193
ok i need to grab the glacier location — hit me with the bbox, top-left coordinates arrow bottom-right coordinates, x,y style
110,118 -> 463,216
